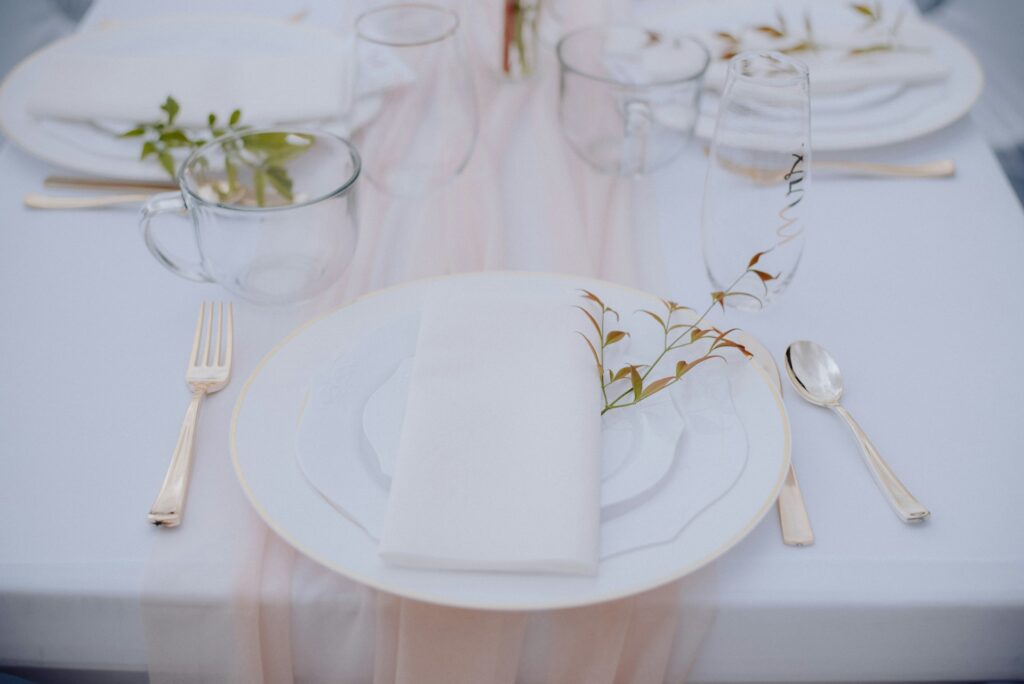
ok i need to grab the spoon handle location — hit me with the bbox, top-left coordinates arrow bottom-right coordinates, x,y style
831,404 -> 930,522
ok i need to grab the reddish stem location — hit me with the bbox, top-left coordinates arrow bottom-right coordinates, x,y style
502,0 -> 516,74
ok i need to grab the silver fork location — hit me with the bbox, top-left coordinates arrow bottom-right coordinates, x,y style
148,302 -> 234,527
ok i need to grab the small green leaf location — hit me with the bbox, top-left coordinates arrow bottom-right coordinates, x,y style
160,96 -> 180,125
576,332 -> 601,370
574,305 -> 602,338
208,113 -> 217,127
578,289 -> 605,309
157,150 -> 176,178
159,130 -> 191,147
604,330 -> 628,347
229,109 -> 242,126
612,366 -> 634,382
140,140 -> 157,159
640,377 -> 674,399
638,309 -> 666,331
630,366 -> 643,401
265,165 -> 294,201
119,126 -> 146,138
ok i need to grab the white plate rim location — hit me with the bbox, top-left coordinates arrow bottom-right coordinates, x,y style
695,22 -> 984,151
0,15 -> 356,179
229,271 -> 791,611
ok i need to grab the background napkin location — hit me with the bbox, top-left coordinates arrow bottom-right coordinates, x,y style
22,16 -> 362,127
378,286 -> 603,574
26,53 -> 350,127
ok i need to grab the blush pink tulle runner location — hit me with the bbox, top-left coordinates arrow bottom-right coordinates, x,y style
142,6 -> 717,682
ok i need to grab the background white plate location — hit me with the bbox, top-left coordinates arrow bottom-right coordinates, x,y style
231,272 -> 791,610
0,16 -> 369,180
675,6 -> 984,150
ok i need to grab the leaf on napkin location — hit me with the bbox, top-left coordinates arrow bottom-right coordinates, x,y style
629,366 -> 643,401
604,330 -> 628,347
574,305 -> 602,338
640,376 -> 674,399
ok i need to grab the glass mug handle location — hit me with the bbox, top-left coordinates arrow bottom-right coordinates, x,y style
139,191 -> 212,283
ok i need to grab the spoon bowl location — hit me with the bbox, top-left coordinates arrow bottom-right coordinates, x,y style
784,340 -> 844,406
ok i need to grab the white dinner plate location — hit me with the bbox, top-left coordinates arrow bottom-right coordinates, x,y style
231,272 -> 790,610
676,5 -> 984,150
0,16 -> 372,180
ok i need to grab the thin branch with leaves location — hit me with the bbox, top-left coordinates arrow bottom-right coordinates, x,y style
578,252 -> 778,415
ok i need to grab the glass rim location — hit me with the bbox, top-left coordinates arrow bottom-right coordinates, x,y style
178,127 -> 361,214
355,3 -> 460,48
556,25 -> 709,88
727,51 -> 809,88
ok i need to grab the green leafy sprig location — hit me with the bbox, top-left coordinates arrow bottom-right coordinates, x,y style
578,252 -> 778,415
119,96 -> 311,207
119,96 -> 245,178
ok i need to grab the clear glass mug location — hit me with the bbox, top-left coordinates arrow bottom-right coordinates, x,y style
557,26 -> 709,176
140,129 -> 361,305
701,52 -> 811,309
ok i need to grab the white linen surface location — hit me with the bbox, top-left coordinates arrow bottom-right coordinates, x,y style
4,1 -> 1024,683
378,286 -> 603,574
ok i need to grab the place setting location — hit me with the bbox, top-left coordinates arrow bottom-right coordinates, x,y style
7,0 -> 1019,680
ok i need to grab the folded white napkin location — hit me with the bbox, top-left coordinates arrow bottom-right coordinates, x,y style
378,287 -> 602,574
26,52 -> 350,128
701,22 -> 949,96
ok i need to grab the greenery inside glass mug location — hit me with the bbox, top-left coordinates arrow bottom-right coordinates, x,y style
140,129 -> 361,305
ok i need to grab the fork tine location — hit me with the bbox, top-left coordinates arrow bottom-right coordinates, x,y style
190,302 -> 205,367
213,302 -> 224,366
225,303 -> 234,369
202,301 -> 214,366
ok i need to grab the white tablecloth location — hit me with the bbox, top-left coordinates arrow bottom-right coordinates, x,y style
1,0 -> 1023,681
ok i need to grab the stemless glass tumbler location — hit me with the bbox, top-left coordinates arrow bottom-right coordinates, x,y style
557,26 -> 709,176
701,52 -> 811,309
353,3 -> 478,195
139,129 -> 361,305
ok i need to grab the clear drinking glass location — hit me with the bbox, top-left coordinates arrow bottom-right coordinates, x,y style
353,3 -> 478,195
701,52 -> 811,309
556,26 -> 709,176
139,129 -> 361,305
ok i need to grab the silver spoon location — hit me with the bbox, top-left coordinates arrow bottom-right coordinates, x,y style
784,340 -> 929,523
734,332 -> 814,546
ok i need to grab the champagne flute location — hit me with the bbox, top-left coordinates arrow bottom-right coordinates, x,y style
701,51 -> 811,308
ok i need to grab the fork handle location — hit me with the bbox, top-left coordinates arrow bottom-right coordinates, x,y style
148,389 -> 206,527
831,404 -> 930,523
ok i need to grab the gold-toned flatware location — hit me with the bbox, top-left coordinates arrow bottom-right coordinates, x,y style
784,340 -> 929,523
24,192 -> 152,210
148,302 -> 234,528
706,149 -> 955,183
815,159 -> 955,178
44,175 -> 179,192
735,332 -> 814,546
